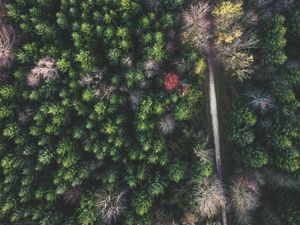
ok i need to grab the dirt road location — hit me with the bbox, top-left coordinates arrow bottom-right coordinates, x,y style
206,15 -> 228,225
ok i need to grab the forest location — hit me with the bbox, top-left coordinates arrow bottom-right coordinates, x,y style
0,0 -> 299,225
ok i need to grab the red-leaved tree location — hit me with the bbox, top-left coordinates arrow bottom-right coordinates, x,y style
164,73 -> 180,91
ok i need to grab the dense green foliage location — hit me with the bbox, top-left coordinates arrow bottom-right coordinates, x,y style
230,69 -> 300,172
261,14 -> 287,65
0,1 -> 212,224
230,4 -> 300,173
229,1 -> 300,224
1,0 -> 300,224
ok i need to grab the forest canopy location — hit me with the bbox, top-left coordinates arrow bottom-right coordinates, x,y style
0,0 -> 299,225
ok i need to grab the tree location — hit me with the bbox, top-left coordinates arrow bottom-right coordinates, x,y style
261,14 -> 287,65
193,177 -> 226,218
181,2 -> 211,50
230,173 -> 262,225
0,25 -> 15,68
213,1 -> 259,81
26,57 -> 59,87
95,190 -> 127,224
1,0 -> 209,224
230,105 -> 256,147
132,192 -> 152,216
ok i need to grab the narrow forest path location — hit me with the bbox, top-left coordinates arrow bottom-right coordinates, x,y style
206,13 -> 228,225
207,45 -> 221,178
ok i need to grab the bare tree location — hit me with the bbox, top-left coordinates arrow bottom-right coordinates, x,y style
26,57 -> 59,87
121,56 -> 133,67
129,90 -> 143,110
244,9 -> 259,26
143,58 -> 160,78
80,68 -> 106,86
246,89 -> 274,113
26,72 -> 41,87
79,74 -> 94,86
159,114 -> 175,134
181,212 -> 198,225
0,25 -> 15,68
193,177 -> 226,218
95,190 -> 127,224
93,84 -> 116,100
181,2 -> 211,50
193,134 -> 214,164
35,57 -> 59,80
230,174 -> 262,225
